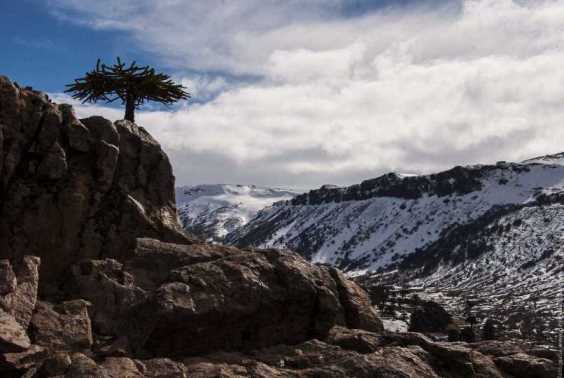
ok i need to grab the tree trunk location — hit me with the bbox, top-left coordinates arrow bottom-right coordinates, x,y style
124,95 -> 135,123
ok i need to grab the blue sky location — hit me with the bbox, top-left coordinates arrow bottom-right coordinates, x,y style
1,1 -> 120,92
0,0 -> 458,93
1,1 -> 562,187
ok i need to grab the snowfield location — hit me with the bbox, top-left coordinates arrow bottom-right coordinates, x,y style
176,184 -> 299,242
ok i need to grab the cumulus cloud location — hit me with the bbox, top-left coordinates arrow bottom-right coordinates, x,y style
48,0 -> 564,187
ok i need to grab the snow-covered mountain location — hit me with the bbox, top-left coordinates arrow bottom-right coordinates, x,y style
176,184 -> 299,242
228,157 -> 563,274
226,154 -> 564,344
522,151 -> 564,166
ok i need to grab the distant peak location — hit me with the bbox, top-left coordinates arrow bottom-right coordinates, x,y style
522,151 -> 564,166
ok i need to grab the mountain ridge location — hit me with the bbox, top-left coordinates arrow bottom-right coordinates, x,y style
227,156 -> 563,272
176,183 -> 300,242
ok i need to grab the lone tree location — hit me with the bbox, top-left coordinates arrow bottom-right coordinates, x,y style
65,57 -> 189,123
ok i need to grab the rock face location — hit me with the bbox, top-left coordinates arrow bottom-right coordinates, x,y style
30,300 -> 93,352
0,256 -> 40,328
0,76 -> 193,292
70,238 -> 383,357
0,78 -> 557,377
0,310 -> 31,353
1,252 -> 558,378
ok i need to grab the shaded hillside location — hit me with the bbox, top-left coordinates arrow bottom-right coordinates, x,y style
228,159 -> 563,275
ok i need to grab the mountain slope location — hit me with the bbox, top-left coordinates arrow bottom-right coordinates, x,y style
176,184 -> 299,242
228,159 -> 564,274
522,151 -> 564,166
358,193 -> 563,344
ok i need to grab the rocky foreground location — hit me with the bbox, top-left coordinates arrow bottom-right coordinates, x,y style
0,76 -> 559,377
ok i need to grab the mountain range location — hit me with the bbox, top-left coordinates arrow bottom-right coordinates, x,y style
178,152 -> 564,345
176,184 -> 299,242
227,154 -> 563,275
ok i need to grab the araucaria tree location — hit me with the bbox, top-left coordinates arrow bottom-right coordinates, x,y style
65,57 -> 189,123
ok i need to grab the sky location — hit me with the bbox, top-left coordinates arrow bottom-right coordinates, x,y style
1,0 -> 563,188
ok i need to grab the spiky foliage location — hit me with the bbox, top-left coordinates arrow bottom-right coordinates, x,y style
65,57 -> 190,122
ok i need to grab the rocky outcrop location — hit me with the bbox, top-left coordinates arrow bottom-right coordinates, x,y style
180,328 -> 559,377
68,238 -> 382,357
0,247 -> 557,378
494,353 -> 557,378
0,76 -> 194,294
0,245 -> 387,376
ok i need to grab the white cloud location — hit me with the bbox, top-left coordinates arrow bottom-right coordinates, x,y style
49,0 -> 564,187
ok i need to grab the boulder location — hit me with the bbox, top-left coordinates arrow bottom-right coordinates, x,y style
61,356 -> 189,378
124,243 -> 347,356
67,259 -> 146,335
37,141 -> 67,179
377,332 -> 506,377
494,353 -> 557,378
328,268 -> 384,332
65,352 -> 109,378
95,336 -> 131,358
325,326 -> 385,353
525,347 -> 560,362
219,329 -> 509,378
101,357 -> 143,378
30,300 -> 93,351
473,340 -> 525,357
61,239 -> 382,358
40,352 -> 72,377
138,358 -> 188,378
80,116 -> 119,147
408,300 -> 453,334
